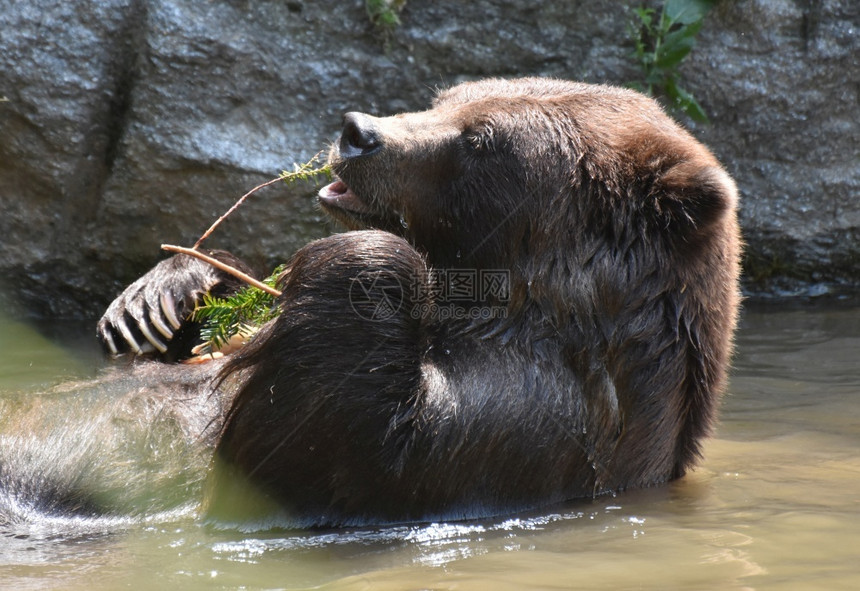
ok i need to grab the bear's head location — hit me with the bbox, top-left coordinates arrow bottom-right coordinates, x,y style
319,77 -> 739,332
319,78 -> 578,272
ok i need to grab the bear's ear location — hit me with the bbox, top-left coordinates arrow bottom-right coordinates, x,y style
463,121 -> 496,153
652,163 -> 737,238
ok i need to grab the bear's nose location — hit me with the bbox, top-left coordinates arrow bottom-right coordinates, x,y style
340,112 -> 382,158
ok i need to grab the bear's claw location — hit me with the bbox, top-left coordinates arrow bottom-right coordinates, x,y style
97,249 -> 256,360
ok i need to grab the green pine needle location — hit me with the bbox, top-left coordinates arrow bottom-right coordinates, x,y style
193,265 -> 287,353
190,153 -> 333,354
279,152 -> 332,186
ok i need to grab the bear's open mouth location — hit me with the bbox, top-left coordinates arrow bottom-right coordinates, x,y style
318,178 -> 404,234
318,180 -> 371,216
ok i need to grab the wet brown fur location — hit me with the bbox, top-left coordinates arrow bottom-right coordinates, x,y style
213,78 -> 741,526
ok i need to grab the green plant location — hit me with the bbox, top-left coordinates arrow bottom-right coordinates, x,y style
628,0 -> 715,122
366,0 -> 406,38
193,265 -> 287,353
185,154 -> 332,354
278,155 -> 332,187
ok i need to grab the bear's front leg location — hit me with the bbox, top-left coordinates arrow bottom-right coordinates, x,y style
208,230 -> 431,526
97,250 -> 257,361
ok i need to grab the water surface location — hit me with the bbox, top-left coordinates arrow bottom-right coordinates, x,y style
0,305 -> 858,590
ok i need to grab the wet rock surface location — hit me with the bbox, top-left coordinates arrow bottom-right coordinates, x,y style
1,0 -> 858,318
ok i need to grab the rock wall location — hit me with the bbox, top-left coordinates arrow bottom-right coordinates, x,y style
1,0 -> 858,318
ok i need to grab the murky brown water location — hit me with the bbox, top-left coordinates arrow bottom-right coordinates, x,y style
1,305 -> 858,590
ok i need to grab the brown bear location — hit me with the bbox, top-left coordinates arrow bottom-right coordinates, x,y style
97,77 -> 741,527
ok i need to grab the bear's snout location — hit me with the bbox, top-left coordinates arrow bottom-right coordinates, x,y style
340,112 -> 382,159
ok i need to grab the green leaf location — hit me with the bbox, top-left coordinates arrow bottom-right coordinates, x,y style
664,0 -> 715,26
366,0 -> 405,29
665,79 -> 710,123
626,1 -> 713,124
680,94 -> 710,123
655,20 -> 702,69
634,6 -> 656,26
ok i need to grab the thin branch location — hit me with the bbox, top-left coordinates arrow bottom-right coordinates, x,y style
192,176 -> 283,250
161,244 -> 282,297
191,151 -> 330,250
166,153 -> 329,297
